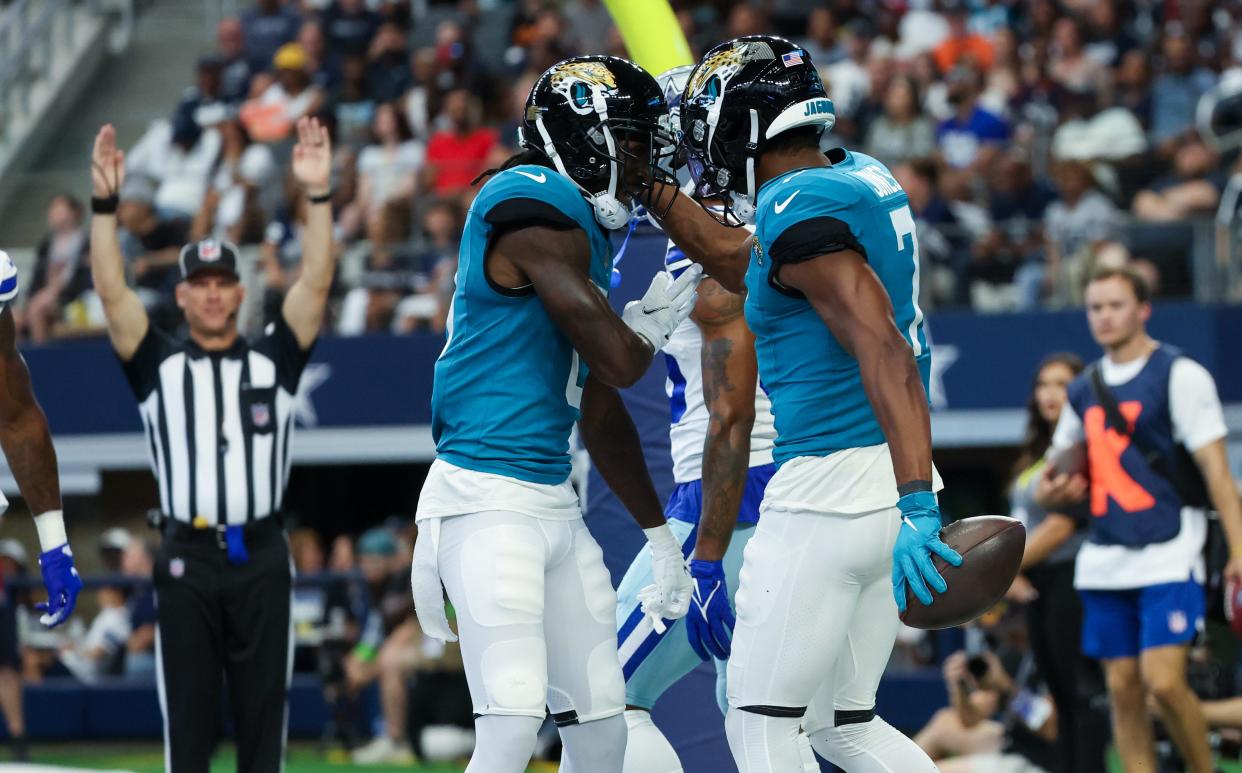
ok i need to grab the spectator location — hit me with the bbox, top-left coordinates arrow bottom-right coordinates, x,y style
345,528 -> 418,765
894,158 -> 970,307
393,199 -> 462,334
215,17 -> 254,104
121,539 -> 156,677
123,118 -> 222,223
402,48 -> 440,141
98,528 -> 131,573
367,23 -> 410,103
986,153 -> 1057,309
1131,139 -> 1224,223
1129,138 -> 1224,296
1110,49 -> 1152,127
562,0 -> 614,56
1083,0 -> 1137,69
937,66 -> 1009,171
21,194 -> 89,344
240,43 -> 325,143
1042,160 -> 1121,305
321,0 -> 380,59
423,89 -> 497,197
116,178 -> 189,314
351,102 -> 422,244
800,8 -> 845,67
1048,16 -> 1110,97
334,55 -> 379,150
172,57 -> 231,138
864,75 -> 936,168
298,19 -> 343,95
190,118 -> 276,246
914,649 -> 1057,772
240,0 -> 302,73
1150,30 -> 1219,150
932,4 -> 994,74
57,585 -> 131,683
0,539 -> 27,761
260,178 -> 310,324
290,528 -> 328,674
1006,353 -> 1109,773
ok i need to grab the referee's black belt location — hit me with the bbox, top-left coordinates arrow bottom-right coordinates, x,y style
161,517 -> 284,551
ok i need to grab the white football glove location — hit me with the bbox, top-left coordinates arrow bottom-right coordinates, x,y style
622,264 -> 703,352
410,520 -> 457,643
636,524 -> 693,633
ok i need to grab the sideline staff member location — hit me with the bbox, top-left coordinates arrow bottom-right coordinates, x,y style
88,118 -> 336,772
1041,265 -> 1242,773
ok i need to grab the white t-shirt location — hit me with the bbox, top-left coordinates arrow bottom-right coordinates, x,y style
357,141 -> 425,208
1050,347 -> 1227,590
761,443 -> 944,517
415,458 -> 581,522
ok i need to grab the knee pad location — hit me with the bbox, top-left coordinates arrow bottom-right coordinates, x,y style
462,525 -> 545,628
479,637 -> 547,716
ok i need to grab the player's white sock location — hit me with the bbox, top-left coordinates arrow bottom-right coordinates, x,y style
466,714 -> 542,773
807,716 -> 938,773
725,708 -> 806,772
621,709 -> 683,773
559,713 -> 627,773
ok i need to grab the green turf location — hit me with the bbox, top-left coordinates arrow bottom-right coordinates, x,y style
30,742 -> 1242,772
33,742 -> 473,772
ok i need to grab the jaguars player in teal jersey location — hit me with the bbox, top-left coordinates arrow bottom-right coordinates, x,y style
411,57 -> 698,773
639,37 -> 963,772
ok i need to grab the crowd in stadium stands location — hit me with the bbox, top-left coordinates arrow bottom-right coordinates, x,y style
0,518 -> 475,763
10,0 -> 1242,344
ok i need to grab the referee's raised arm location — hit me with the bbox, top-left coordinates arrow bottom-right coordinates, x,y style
87,124 -> 149,361
281,117 -> 335,350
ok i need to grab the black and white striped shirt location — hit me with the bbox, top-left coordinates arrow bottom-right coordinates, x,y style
120,318 -> 312,526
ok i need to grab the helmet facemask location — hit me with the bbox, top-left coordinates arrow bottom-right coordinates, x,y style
523,98 -> 677,230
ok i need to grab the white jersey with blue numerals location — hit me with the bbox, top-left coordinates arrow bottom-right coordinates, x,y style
663,240 -> 775,485
747,149 -> 932,468
431,165 -> 613,486
0,251 -> 18,308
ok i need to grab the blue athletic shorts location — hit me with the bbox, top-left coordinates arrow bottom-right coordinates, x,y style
614,465 -> 772,711
1079,579 -> 1204,660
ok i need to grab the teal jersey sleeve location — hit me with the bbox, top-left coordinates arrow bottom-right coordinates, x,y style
430,165 -> 613,485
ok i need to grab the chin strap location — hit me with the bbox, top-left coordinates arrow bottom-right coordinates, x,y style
532,101 -> 631,230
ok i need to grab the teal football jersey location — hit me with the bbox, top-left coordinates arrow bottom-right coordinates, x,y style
746,149 -> 932,466
431,165 -> 613,484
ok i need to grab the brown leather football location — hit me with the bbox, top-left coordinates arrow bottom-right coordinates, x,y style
900,515 -> 1026,630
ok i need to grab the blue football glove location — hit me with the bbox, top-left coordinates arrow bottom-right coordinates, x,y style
686,559 -> 735,661
36,544 -> 82,628
892,492 -> 963,614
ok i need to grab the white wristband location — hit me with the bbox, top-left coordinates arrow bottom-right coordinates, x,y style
34,510 -> 68,552
643,523 -> 678,552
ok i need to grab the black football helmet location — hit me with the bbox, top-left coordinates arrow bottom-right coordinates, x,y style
680,36 -> 836,223
519,56 -> 677,229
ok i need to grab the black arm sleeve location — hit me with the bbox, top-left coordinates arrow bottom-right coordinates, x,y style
768,216 -> 866,266
484,197 -> 580,239
119,326 -> 177,400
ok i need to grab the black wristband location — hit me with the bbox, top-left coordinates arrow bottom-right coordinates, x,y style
91,195 -> 119,215
307,190 -> 333,205
897,479 -> 934,497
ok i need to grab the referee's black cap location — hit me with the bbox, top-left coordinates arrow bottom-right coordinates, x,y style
179,238 -> 240,282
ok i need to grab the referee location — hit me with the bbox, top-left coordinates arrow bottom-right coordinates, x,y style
88,118 -> 336,772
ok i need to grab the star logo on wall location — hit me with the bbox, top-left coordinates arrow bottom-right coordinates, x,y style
293,363 -> 331,427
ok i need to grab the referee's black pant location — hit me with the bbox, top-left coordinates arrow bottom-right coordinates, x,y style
154,522 -> 292,773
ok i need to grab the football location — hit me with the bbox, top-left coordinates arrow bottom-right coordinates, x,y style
901,516 -> 1026,630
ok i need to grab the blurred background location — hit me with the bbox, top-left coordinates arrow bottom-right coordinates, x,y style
0,0 -> 1241,771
